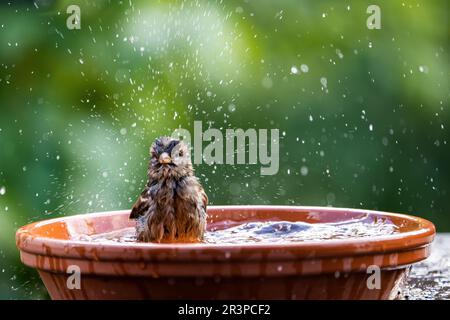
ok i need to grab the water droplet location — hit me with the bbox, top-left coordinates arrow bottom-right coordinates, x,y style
300,64 -> 309,73
300,166 -> 309,176
418,65 -> 429,73
0,186 -> 5,195
290,66 -> 298,74
120,128 -> 127,135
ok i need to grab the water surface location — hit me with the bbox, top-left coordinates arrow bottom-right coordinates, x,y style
74,216 -> 399,244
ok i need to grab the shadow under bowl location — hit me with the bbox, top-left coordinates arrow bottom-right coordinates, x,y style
16,205 -> 435,300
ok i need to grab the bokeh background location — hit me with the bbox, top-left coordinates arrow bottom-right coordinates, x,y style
0,0 -> 448,299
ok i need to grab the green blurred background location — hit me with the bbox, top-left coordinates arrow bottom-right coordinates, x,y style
0,0 -> 448,299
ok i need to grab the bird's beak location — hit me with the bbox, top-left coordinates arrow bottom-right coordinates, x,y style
159,152 -> 172,164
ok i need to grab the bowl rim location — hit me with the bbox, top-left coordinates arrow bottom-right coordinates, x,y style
16,205 -> 436,262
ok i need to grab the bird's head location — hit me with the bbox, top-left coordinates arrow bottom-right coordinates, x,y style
148,137 -> 193,180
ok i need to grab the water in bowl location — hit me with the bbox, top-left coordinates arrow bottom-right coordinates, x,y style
74,215 -> 399,244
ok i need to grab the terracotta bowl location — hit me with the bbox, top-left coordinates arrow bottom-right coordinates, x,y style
16,206 -> 435,300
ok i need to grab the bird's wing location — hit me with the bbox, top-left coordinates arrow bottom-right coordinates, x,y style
129,186 -> 151,219
199,185 -> 208,212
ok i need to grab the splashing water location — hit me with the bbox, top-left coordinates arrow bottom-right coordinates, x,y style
75,217 -> 399,244
205,219 -> 398,244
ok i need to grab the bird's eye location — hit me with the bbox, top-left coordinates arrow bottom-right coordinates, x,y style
179,150 -> 184,157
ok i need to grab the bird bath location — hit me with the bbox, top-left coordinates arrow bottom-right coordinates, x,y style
15,206 -> 435,300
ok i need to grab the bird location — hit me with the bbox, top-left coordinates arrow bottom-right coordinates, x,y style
129,136 -> 208,243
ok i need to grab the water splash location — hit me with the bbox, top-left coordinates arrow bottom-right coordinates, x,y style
76,217 -> 399,244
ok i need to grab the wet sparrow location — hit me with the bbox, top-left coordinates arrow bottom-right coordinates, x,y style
129,137 -> 208,242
